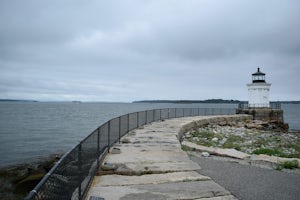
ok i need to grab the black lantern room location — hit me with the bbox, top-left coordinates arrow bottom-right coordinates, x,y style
252,67 -> 266,83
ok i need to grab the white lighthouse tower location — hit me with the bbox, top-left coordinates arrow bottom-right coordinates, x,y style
247,68 -> 271,108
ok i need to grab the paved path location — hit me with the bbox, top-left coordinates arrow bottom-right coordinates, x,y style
190,154 -> 300,200
86,116 -> 238,200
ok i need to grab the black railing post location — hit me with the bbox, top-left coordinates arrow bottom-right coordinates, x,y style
160,109 -> 162,120
137,112 -> 139,128
97,128 -> 100,167
127,114 -> 130,132
175,108 -> 177,118
153,109 -> 155,122
167,108 -> 170,119
108,121 -> 111,152
145,111 -> 147,124
78,143 -> 82,200
118,117 -> 121,143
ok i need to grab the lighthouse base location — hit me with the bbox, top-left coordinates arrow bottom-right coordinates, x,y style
236,108 -> 288,131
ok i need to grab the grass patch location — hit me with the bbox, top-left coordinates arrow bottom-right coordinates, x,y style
252,138 -> 269,148
222,135 -> 244,150
281,160 -> 299,169
196,140 -> 215,147
181,145 -> 190,151
191,130 -> 215,139
275,165 -> 283,171
286,152 -> 300,159
276,160 -> 299,170
252,148 -> 286,157
288,144 -> 300,158
253,147 -> 300,159
279,143 -> 300,158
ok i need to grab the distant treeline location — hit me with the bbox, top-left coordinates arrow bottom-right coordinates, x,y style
273,101 -> 300,104
133,99 -> 241,104
133,99 -> 300,104
1,99 -> 299,104
0,99 -> 38,102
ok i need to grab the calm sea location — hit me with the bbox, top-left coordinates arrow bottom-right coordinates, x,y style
0,102 -> 299,167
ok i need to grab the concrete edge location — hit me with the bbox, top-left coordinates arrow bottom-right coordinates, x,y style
178,115 -> 253,142
182,141 -> 251,160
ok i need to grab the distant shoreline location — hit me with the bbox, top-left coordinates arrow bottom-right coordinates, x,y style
132,99 -> 300,104
0,99 -> 38,102
0,99 -> 299,104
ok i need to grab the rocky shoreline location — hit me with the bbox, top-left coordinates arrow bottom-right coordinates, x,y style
0,154 -> 62,200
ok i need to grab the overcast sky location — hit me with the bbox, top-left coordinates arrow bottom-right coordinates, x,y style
1,0 -> 299,102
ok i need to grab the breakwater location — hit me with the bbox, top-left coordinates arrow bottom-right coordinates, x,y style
24,107 -> 236,200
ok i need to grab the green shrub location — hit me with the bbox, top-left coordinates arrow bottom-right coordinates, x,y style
281,160 -> 299,169
252,148 -> 285,157
181,145 -> 190,151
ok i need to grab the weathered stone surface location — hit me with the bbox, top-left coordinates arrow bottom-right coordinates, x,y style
86,116 -> 239,200
195,195 -> 238,200
104,149 -> 191,163
214,148 -> 251,159
182,141 -> 250,159
89,181 -> 231,200
94,171 -> 210,186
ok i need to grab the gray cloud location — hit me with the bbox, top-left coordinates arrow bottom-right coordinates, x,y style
0,0 -> 299,101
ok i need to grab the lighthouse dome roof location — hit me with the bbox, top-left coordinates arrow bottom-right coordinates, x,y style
252,67 -> 265,76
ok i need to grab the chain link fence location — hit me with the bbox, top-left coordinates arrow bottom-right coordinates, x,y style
24,107 -> 235,200
238,102 -> 281,109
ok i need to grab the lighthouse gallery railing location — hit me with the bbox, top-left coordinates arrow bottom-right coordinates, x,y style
24,107 -> 235,200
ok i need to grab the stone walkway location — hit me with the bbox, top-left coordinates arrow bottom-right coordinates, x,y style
86,116 -> 241,200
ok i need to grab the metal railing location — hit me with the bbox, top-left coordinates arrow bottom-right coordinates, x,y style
238,102 -> 281,109
24,107 -> 235,200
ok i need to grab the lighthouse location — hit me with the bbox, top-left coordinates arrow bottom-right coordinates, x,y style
237,68 -> 287,130
247,68 -> 271,108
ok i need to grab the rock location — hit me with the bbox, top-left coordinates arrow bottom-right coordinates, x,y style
202,152 -> 210,157
218,121 -> 227,126
219,139 -> 227,145
185,132 -> 192,138
122,138 -> 131,143
111,147 -> 121,154
101,162 -> 117,171
15,173 -> 45,194
212,137 -> 219,142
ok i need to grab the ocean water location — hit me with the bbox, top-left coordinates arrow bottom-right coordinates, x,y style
0,102 -> 299,167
